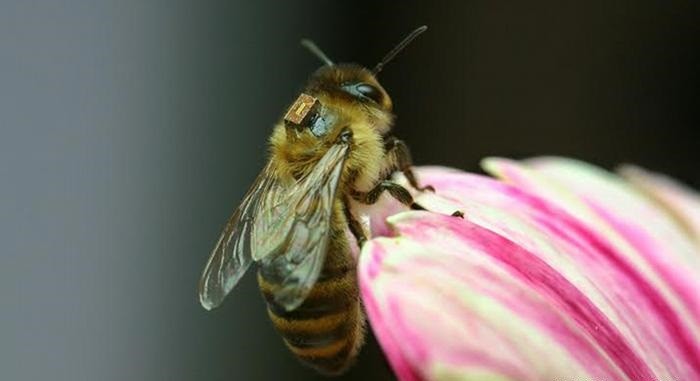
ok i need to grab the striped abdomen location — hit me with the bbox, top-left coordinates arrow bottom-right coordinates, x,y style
257,223 -> 365,375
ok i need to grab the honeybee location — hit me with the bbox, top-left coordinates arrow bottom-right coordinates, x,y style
199,26 -> 456,375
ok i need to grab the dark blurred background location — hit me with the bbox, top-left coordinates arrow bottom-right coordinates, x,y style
1,1 -> 698,380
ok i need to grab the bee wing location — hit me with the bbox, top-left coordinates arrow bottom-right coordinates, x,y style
198,164 -> 277,310
254,142 -> 349,311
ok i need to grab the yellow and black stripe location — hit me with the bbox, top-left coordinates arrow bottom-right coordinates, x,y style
257,243 -> 364,375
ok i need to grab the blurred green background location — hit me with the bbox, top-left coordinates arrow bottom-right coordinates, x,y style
1,1 -> 698,380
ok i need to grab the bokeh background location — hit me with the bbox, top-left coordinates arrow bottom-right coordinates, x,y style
1,1 -> 698,380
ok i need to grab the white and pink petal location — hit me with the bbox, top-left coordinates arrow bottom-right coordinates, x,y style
359,159 -> 700,381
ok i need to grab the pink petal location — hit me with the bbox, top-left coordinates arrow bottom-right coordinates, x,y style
494,157 -> 700,330
619,164 -> 700,246
359,160 -> 700,381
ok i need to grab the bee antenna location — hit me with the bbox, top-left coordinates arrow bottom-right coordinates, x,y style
373,25 -> 428,75
300,39 -> 334,66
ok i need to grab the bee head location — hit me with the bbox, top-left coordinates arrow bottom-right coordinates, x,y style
283,26 -> 427,138
306,64 -> 393,112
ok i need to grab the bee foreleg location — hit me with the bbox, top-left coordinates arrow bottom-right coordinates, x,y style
351,180 -> 423,210
381,137 -> 464,219
343,199 -> 367,247
383,136 -> 434,192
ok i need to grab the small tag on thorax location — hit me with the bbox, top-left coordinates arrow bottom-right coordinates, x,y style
283,93 -> 319,125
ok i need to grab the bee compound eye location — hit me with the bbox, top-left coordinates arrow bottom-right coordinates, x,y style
341,82 -> 383,104
355,83 -> 382,103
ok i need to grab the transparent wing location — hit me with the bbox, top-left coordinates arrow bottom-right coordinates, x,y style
198,164 -> 277,310
254,142 -> 349,311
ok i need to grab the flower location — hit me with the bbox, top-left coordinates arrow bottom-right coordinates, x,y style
358,157 -> 700,381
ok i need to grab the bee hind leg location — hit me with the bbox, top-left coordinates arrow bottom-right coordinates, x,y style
384,136 -> 434,192
343,200 -> 367,247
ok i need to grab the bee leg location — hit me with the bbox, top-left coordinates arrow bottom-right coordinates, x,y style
383,137 -> 464,219
343,200 -> 367,247
351,180 -> 423,210
353,181 -> 464,218
384,136 -> 435,192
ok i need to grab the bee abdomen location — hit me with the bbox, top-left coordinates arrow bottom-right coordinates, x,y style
258,264 -> 364,375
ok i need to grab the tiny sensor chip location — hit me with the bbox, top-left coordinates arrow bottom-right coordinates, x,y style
284,93 -> 319,125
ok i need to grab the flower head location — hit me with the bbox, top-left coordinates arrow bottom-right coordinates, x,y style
359,158 -> 700,381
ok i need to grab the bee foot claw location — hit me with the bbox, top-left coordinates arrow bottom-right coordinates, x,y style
410,203 -> 426,211
451,210 -> 464,218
